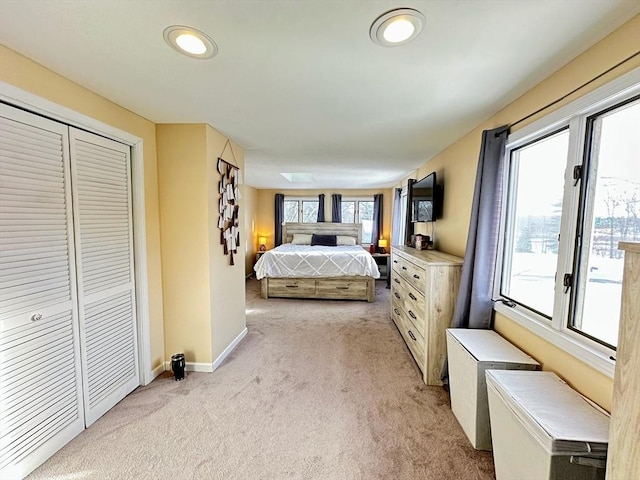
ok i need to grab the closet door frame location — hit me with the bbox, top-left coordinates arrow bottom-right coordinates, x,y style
0,82 -> 154,386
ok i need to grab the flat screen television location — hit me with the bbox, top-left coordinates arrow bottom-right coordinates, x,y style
410,172 -> 442,222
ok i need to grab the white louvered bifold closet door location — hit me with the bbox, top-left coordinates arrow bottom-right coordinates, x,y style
69,128 -> 139,427
0,104 -> 84,478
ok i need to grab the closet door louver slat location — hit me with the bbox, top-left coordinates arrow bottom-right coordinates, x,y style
70,128 -> 139,427
0,104 -> 84,479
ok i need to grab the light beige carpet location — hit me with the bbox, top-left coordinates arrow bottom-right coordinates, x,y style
29,279 -> 494,480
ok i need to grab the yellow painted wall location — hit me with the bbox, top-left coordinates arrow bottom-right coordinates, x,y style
256,189 -> 393,249
399,15 -> 640,411
205,126 -> 247,360
243,185 -> 259,277
157,124 -> 213,364
0,44 -> 166,372
157,124 -> 247,365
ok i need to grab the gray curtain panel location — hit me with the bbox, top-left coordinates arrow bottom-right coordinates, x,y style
317,194 -> 325,222
331,194 -> 342,222
275,193 -> 284,246
372,194 -> 383,249
451,126 -> 508,329
442,126 -> 508,382
405,179 -> 416,245
391,188 -> 402,245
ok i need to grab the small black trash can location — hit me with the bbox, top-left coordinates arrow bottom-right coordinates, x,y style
171,353 -> 185,381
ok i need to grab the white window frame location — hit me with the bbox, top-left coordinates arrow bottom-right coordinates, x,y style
494,67 -> 640,379
342,197 -> 375,244
284,196 -> 319,223
392,187 -> 408,246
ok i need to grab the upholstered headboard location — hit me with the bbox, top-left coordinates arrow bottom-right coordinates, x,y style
282,223 -> 362,245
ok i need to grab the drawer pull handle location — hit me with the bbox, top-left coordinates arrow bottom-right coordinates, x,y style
31,313 -> 43,322
408,293 -> 417,301
285,285 -> 299,288
408,310 -> 417,320
394,278 -> 400,284
413,274 -> 420,279
336,286 -> 349,290
402,266 -> 407,270
393,308 -> 400,316
408,330 -> 417,341
393,260 -> 398,264
394,292 -> 400,299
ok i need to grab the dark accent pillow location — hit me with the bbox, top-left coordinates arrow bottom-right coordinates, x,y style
311,234 -> 337,246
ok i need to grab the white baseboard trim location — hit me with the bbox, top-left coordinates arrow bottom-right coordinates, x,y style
161,327 -> 247,375
163,361 -> 214,373
212,327 -> 248,371
151,363 -> 166,379
186,362 -> 214,373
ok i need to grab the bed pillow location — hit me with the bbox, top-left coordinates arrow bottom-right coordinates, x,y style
291,233 -> 313,245
311,234 -> 337,246
336,235 -> 357,246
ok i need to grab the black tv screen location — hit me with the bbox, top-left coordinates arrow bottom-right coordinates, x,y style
411,172 -> 441,222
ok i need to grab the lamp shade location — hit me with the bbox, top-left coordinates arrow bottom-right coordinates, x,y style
258,236 -> 267,245
378,239 -> 388,248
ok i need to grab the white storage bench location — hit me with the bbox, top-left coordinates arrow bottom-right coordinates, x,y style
446,329 -> 539,450
486,370 -> 610,480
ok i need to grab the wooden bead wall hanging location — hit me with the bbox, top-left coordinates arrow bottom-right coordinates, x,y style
217,141 -> 240,265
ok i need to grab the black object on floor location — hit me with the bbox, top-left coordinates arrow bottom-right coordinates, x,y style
171,353 -> 186,381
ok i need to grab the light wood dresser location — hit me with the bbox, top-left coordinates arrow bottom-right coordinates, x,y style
390,246 -> 463,385
606,241 -> 639,479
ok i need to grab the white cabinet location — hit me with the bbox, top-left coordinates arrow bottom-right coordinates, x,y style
487,371 -> 609,480
446,329 -> 539,450
390,246 -> 462,385
0,104 -> 139,478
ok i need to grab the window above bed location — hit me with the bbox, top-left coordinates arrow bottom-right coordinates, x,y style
284,198 -> 319,223
342,198 -> 374,243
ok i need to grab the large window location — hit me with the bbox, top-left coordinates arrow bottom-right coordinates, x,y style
284,198 -> 318,223
496,71 -> 639,375
501,129 -> 569,318
570,99 -> 640,348
341,199 -> 374,243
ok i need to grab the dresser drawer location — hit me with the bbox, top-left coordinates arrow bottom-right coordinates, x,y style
317,279 -> 366,298
391,270 -> 406,296
402,260 -> 425,293
268,278 -> 316,296
391,286 -> 405,305
391,299 -> 403,329
391,270 -> 404,291
403,284 -> 425,337
403,302 -> 425,339
391,254 -> 402,272
401,318 -> 425,368
392,298 -> 425,366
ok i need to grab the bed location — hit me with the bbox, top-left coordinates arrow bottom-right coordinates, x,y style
254,223 -> 380,302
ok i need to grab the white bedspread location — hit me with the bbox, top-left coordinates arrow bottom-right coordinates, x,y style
254,244 -> 381,280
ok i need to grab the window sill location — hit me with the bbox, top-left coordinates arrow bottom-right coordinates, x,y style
494,303 -> 615,379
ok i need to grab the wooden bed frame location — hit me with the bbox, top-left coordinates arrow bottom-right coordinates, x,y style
260,222 -> 376,302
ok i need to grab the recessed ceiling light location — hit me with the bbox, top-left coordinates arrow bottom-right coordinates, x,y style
370,8 -> 425,47
163,25 -> 217,59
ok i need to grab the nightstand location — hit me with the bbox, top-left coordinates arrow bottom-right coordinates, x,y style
371,252 -> 391,288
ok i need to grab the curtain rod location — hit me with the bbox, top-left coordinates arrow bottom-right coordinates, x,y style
497,50 -> 640,136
